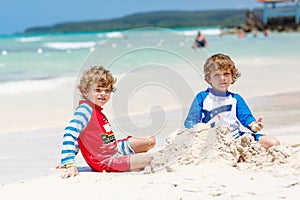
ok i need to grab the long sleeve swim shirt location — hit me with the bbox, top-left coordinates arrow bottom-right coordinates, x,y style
60,100 -> 130,172
184,88 -> 256,139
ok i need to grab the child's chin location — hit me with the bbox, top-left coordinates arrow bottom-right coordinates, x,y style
215,88 -> 227,92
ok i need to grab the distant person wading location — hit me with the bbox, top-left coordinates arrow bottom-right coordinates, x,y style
192,30 -> 208,49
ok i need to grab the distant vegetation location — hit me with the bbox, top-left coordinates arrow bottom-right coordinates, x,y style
24,9 -> 248,33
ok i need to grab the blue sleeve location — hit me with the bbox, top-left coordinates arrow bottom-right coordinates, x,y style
233,94 -> 256,129
60,103 -> 92,165
184,91 -> 207,129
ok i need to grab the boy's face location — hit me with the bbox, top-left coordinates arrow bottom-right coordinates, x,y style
83,83 -> 112,107
207,69 -> 233,92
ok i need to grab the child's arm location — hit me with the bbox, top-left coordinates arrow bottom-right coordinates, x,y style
234,94 -> 257,130
60,103 -> 92,177
184,92 -> 206,128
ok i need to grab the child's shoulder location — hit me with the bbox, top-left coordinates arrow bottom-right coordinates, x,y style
76,102 -> 93,114
195,89 -> 210,99
230,92 -> 245,101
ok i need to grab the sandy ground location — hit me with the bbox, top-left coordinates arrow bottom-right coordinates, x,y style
0,124 -> 299,200
0,56 -> 300,199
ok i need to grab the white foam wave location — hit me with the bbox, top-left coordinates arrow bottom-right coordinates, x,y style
202,29 -> 222,35
16,36 -> 42,43
0,77 -> 73,95
181,28 -> 222,36
96,31 -> 123,39
43,41 -> 96,50
105,32 -> 123,38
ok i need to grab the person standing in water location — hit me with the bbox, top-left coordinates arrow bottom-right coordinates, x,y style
192,30 -> 208,49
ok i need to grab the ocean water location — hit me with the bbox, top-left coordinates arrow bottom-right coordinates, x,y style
1,27 -> 300,84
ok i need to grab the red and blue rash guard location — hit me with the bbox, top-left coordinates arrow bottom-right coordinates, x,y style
184,88 -> 256,139
61,100 -> 130,172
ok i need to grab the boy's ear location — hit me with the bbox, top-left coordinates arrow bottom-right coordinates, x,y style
81,89 -> 88,98
205,75 -> 211,84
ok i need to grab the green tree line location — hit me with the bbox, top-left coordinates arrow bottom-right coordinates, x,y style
24,9 -> 247,33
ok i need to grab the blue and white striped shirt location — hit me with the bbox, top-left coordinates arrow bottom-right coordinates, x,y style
61,103 -> 93,165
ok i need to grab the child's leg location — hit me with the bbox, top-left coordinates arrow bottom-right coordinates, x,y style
129,152 -> 153,170
258,135 -> 280,150
129,136 -> 156,153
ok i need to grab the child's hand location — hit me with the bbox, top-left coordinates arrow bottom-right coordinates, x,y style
61,166 -> 79,178
55,164 -> 66,169
249,117 -> 263,132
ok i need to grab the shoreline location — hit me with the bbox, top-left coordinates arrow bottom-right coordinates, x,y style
1,86 -> 299,135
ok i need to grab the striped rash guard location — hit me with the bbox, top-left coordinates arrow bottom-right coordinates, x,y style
60,100 -> 131,172
184,88 -> 256,139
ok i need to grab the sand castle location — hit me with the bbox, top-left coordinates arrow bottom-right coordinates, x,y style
149,124 -> 300,177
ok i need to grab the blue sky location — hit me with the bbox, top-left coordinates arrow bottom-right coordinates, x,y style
0,0 -> 262,35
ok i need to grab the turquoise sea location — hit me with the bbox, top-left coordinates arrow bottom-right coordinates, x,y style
1,26 -> 300,85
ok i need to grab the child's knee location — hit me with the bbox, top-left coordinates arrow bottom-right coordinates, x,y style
259,136 -> 280,150
271,137 -> 280,146
148,136 -> 156,148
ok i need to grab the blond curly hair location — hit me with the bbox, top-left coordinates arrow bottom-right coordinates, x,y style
77,66 -> 116,98
203,53 -> 241,84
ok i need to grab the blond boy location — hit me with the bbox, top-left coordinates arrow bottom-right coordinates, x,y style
185,53 -> 280,150
58,66 -> 155,178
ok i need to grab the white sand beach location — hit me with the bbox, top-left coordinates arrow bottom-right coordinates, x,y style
1,45 -> 300,199
0,124 -> 299,200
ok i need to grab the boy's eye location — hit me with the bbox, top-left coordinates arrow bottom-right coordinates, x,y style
94,88 -> 111,93
213,72 -> 231,78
